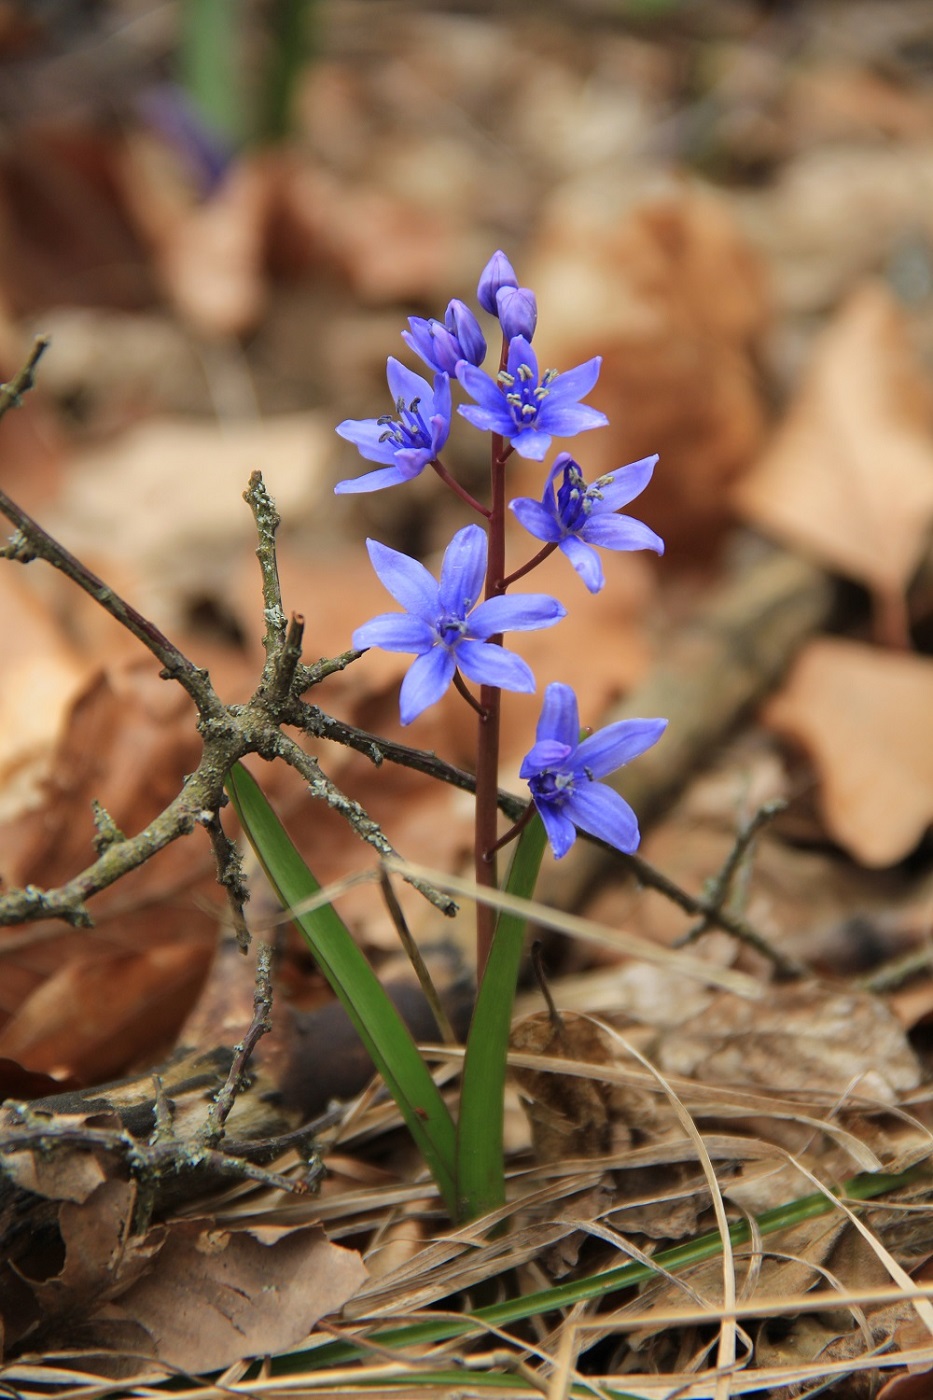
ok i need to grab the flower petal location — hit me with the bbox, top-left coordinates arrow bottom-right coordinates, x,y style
352,613 -> 433,652
509,496 -> 562,543
437,524 -> 487,617
469,592 -> 565,638
335,463 -> 415,494
366,539 -> 438,620
581,514 -> 664,555
537,402 -> 609,437
575,717 -> 668,778
455,640 -> 536,692
506,335 -> 538,383
385,356 -> 433,407
335,418 -> 399,466
534,799 -> 577,859
592,455 -> 658,511
545,355 -> 601,404
564,782 -> 640,853
508,427 -> 552,461
559,534 -> 604,592
534,682 -> 580,750
458,401 -> 514,436
399,647 -> 456,724
519,738 -> 573,778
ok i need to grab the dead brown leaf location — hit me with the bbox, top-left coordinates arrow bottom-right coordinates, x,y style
763,637 -> 933,867
526,184 -> 771,557
734,282 -> 933,637
95,1220 -> 366,1372
657,981 -> 921,1105
0,943 -> 213,1081
510,1011 -> 615,1164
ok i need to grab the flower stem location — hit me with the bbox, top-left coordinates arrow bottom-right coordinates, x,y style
474,430 -> 508,977
501,540 -> 558,589
431,458 -> 491,517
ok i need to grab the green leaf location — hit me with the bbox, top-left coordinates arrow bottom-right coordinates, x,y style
225,762 -> 459,1216
456,813 -> 548,1221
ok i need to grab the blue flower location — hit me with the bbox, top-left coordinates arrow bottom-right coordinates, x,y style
458,336 -> 607,461
520,683 -> 667,858
402,299 -> 487,376
510,452 -> 664,592
477,250 -> 518,315
353,525 -> 566,724
335,359 -> 451,494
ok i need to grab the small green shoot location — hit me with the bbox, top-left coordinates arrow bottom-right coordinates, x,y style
457,813 -> 548,1221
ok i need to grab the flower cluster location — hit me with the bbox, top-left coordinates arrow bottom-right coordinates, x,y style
336,251 -> 666,859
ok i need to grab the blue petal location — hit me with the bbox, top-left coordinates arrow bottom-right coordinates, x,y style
519,738 -> 573,778
393,446 -> 435,475
575,717 -> 668,779
399,648 -> 456,724
458,402 -> 514,436
534,682 -> 580,750
534,798 -> 577,859
366,539 -> 438,621
593,455 -> 658,511
469,593 -> 565,638
508,427 -> 552,461
506,335 -> 538,383
537,402 -> 609,437
457,362 -> 502,405
385,356 -> 433,407
581,514 -> 664,555
438,524 -> 487,618
545,355 -> 601,403
509,496 -> 562,543
564,782 -> 639,853
335,463 -> 415,494
335,418 -> 399,466
401,320 -> 444,373
455,640 -> 536,692
430,372 -> 452,441
559,535 -> 604,592
352,612 -> 433,653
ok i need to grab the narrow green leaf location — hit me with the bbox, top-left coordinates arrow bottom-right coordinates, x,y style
225,762 -> 458,1216
456,813 -> 548,1221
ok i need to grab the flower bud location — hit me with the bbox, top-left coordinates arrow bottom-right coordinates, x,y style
477,250 -> 518,314
496,285 -> 537,343
444,299 -> 486,366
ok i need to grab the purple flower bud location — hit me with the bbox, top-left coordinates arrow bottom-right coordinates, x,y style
444,299 -> 486,367
496,285 -> 537,343
402,317 -> 464,375
477,250 -> 518,315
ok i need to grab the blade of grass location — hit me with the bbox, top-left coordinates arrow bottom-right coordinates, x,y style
225,762 -> 459,1217
457,814 -> 548,1221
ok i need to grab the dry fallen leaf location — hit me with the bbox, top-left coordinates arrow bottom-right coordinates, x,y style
657,981 -> 921,1104
734,282 -> 933,640
526,183 -> 771,557
510,1010 -> 615,1164
763,637 -> 933,867
96,1220 -> 367,1372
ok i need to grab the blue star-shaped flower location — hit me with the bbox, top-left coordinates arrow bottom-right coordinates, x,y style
335,358 -> 451,494
510,452 -> 664,592
353,525 -> 566,724
457,336 -> 607,462
520,683 -> 667,858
